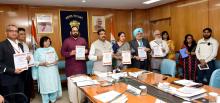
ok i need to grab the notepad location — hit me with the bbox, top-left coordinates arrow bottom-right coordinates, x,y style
174,79 -> 200,87
198,64 -> 209,70
76,80 -> 99,87
174,87 -> 206,98
179,48 -> 188,58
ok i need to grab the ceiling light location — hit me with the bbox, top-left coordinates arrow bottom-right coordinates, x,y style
82,0 -> 86,3
143,0 -> 160,4
176,0 -> 208,7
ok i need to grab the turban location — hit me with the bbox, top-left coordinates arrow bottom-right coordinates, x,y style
133,28 -> 144,38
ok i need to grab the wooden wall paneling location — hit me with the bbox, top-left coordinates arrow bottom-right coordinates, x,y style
150,18 -> 171,40
149,4 -> 171,21
131,9 -> 151,40
114,10 -> 132,42
170,0 -> 209,51
0,5 -> 29,42
209,0 -> 220,59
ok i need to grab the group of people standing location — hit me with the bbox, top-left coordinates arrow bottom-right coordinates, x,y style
0,23 -> 219,103
0,24 -> 61,103
180,28 -> 219,84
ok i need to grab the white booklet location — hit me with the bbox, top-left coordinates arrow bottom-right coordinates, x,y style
122,51 -> 131,64
138,47 -> 147,59
174,87 -> 206,98
75,45 -> 86,60
70,76 -> 92,82
198,64 -> 209,70
153,46 -> 164,57
13,53 -> 28,70
102,51 -> 112,65
174,79 -> 199,87
76,80 -> 99,87
45,51 -> 56,64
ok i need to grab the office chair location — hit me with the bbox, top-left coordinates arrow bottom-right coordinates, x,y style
4,92 -> 28,103
209,69 -> 220,88
160,59 -> 176,77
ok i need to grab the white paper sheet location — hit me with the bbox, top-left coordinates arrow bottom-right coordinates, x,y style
174,87 -> 206,97
13,53 -> 28,70
153,46 -> 164,57
45,51 -> 56,64
76,80 -> 99,87
103,51 -> 112,65
174,79 -> 199,86
70,76 -> 92,82
198,64 -> 209,70
122,51 -> 131,64
75,46 -> 86,60
138,47 -> 147,59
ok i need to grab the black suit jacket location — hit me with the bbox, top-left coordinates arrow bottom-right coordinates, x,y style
0,39 -> 24,86
129,38 -> 151,70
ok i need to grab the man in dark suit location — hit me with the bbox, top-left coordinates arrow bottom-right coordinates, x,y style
130,28 -> 151,70
0,24 -> 26,103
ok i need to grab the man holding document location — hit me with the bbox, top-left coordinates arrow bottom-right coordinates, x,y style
61,25 -> 88,103
130,28 -> 151,70
0,24 -> 26,103
89,29 -> 112,72
18,27 -> 34,102
150,30 -> 169,73
61,26 -> 88,76
195,28 -> 219,84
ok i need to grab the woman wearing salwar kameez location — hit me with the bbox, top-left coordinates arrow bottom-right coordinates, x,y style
32,36 -> 62,103
180,34 -> 198,81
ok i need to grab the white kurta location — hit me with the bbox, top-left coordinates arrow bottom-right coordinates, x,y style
88,39 -> 112,72
196,37 -> 219,63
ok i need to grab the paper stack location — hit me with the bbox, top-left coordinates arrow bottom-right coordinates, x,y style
173,87 -> 207,101
70,76 -> 99,87
173,79 -> 200,87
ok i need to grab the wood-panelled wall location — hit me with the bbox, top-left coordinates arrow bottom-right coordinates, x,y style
1,0 -> 220,59
0,5 -> 132,59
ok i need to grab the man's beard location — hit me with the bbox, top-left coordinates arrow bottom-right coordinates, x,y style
204,35 -> 211,39
155,38 -> 162,43
72,33 -> 79,38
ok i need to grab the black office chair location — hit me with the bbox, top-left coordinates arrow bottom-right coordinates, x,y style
4,92 -> 28,103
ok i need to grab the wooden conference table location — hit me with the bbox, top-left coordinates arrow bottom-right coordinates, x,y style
77,68 -> 220,103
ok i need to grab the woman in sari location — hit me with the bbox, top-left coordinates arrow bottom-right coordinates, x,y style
112,32 -> 131,69
181,34 -> 198,81
32,36 -> 62,103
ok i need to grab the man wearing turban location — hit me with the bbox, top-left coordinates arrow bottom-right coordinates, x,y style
129,28 -> 151,70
